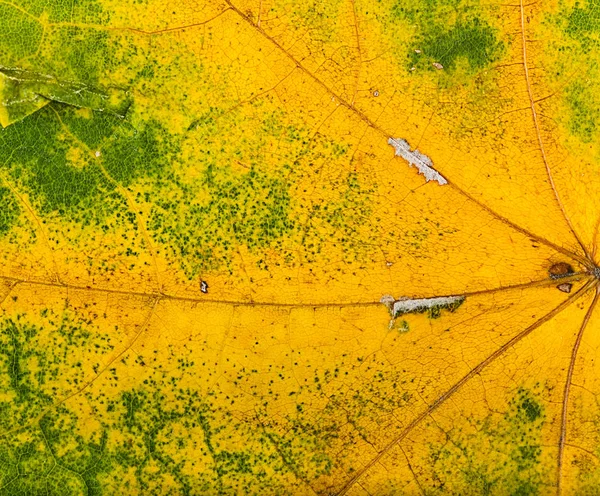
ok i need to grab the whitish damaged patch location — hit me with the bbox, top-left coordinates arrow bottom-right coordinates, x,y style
0,67 -> 130,128
381,293 -> 465,327
388,138 -> 448,185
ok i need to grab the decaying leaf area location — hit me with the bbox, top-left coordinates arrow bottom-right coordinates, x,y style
1,0 -> 600,493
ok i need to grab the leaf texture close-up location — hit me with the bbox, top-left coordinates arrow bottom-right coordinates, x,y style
1,0 -> 600,494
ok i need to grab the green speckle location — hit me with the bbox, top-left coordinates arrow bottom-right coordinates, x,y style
425,386 -> 547,494
53,27 -> 111,85
102,121 -> 176,186
517,390 -> 542,423
0,106 -> 108,216
409,18 -> 503,72
388,0 -> 504,74
566,0 -> 600,47
0,0 -> 111,84
0,186 -> 19,235
0,104 -> 175,228
150,163 -> 295,275
395,320 -> 410,332
0,4 -> 43,62
9,0 -> 106,23
565,81 -> 599,142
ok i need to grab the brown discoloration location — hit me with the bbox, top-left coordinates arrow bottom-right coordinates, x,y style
549,262 -> 574,279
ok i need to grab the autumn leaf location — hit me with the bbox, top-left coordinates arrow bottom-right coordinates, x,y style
1,0 -> 600,493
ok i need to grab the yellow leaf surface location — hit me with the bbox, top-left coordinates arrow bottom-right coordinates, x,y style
0,0 -> 599,493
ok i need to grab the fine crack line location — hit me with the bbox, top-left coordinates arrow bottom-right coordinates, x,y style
349,0 -> 362,107
0,272 -> 588,309
556,286 -> 600,495
592,215 -> 600,260
519,0 -> 591,262
49,9 -> 232,36
223,0 -> 591,268
400,446 -> 425,495
335,278 -> 596,496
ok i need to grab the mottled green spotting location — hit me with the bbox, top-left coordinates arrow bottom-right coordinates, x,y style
565,81 -> 600,142
0,0 -> 137,121
390,0 -> 464,21
0,67 -> 130,128
567,397 -> 600,492
388,0 -> 503,73
260,414 -> 334,481
151,107 -> 295,275
566,0 -> 600,46
150,162 -> 295,275
0,0 -> 148,132
0,408 -> 112,495
102,120 -> 177,186
0,311 -> 120,495
0,0 -> 108,73
288,0 -> 344,43
0,3 -> 43,63
425,386 -> 548,494
152,106 -> 373,277
51,27 -> 113,85
0,185 -> 19,235
313,172 -> 375,263
517,392 -> 542,423
0,106 -> 114,220
109,387 -> 292,494
0,310 -> 339,495
0,310 -> 113,432
394,319 -> 410,332
409,18 -> 503,72
7,0 -> 107,23
0,103 -> 174,226
0,427 -> 96,496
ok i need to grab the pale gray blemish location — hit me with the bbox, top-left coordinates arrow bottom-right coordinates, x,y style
388,138 -> 448,185
557,283 -> 572,294
382,294 -> 464,317
381,294 -> 395,309
381,293 -> 465,328
0,66 -> 131,127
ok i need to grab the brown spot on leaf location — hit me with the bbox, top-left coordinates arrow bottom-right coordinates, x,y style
549,262 -> 574,279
